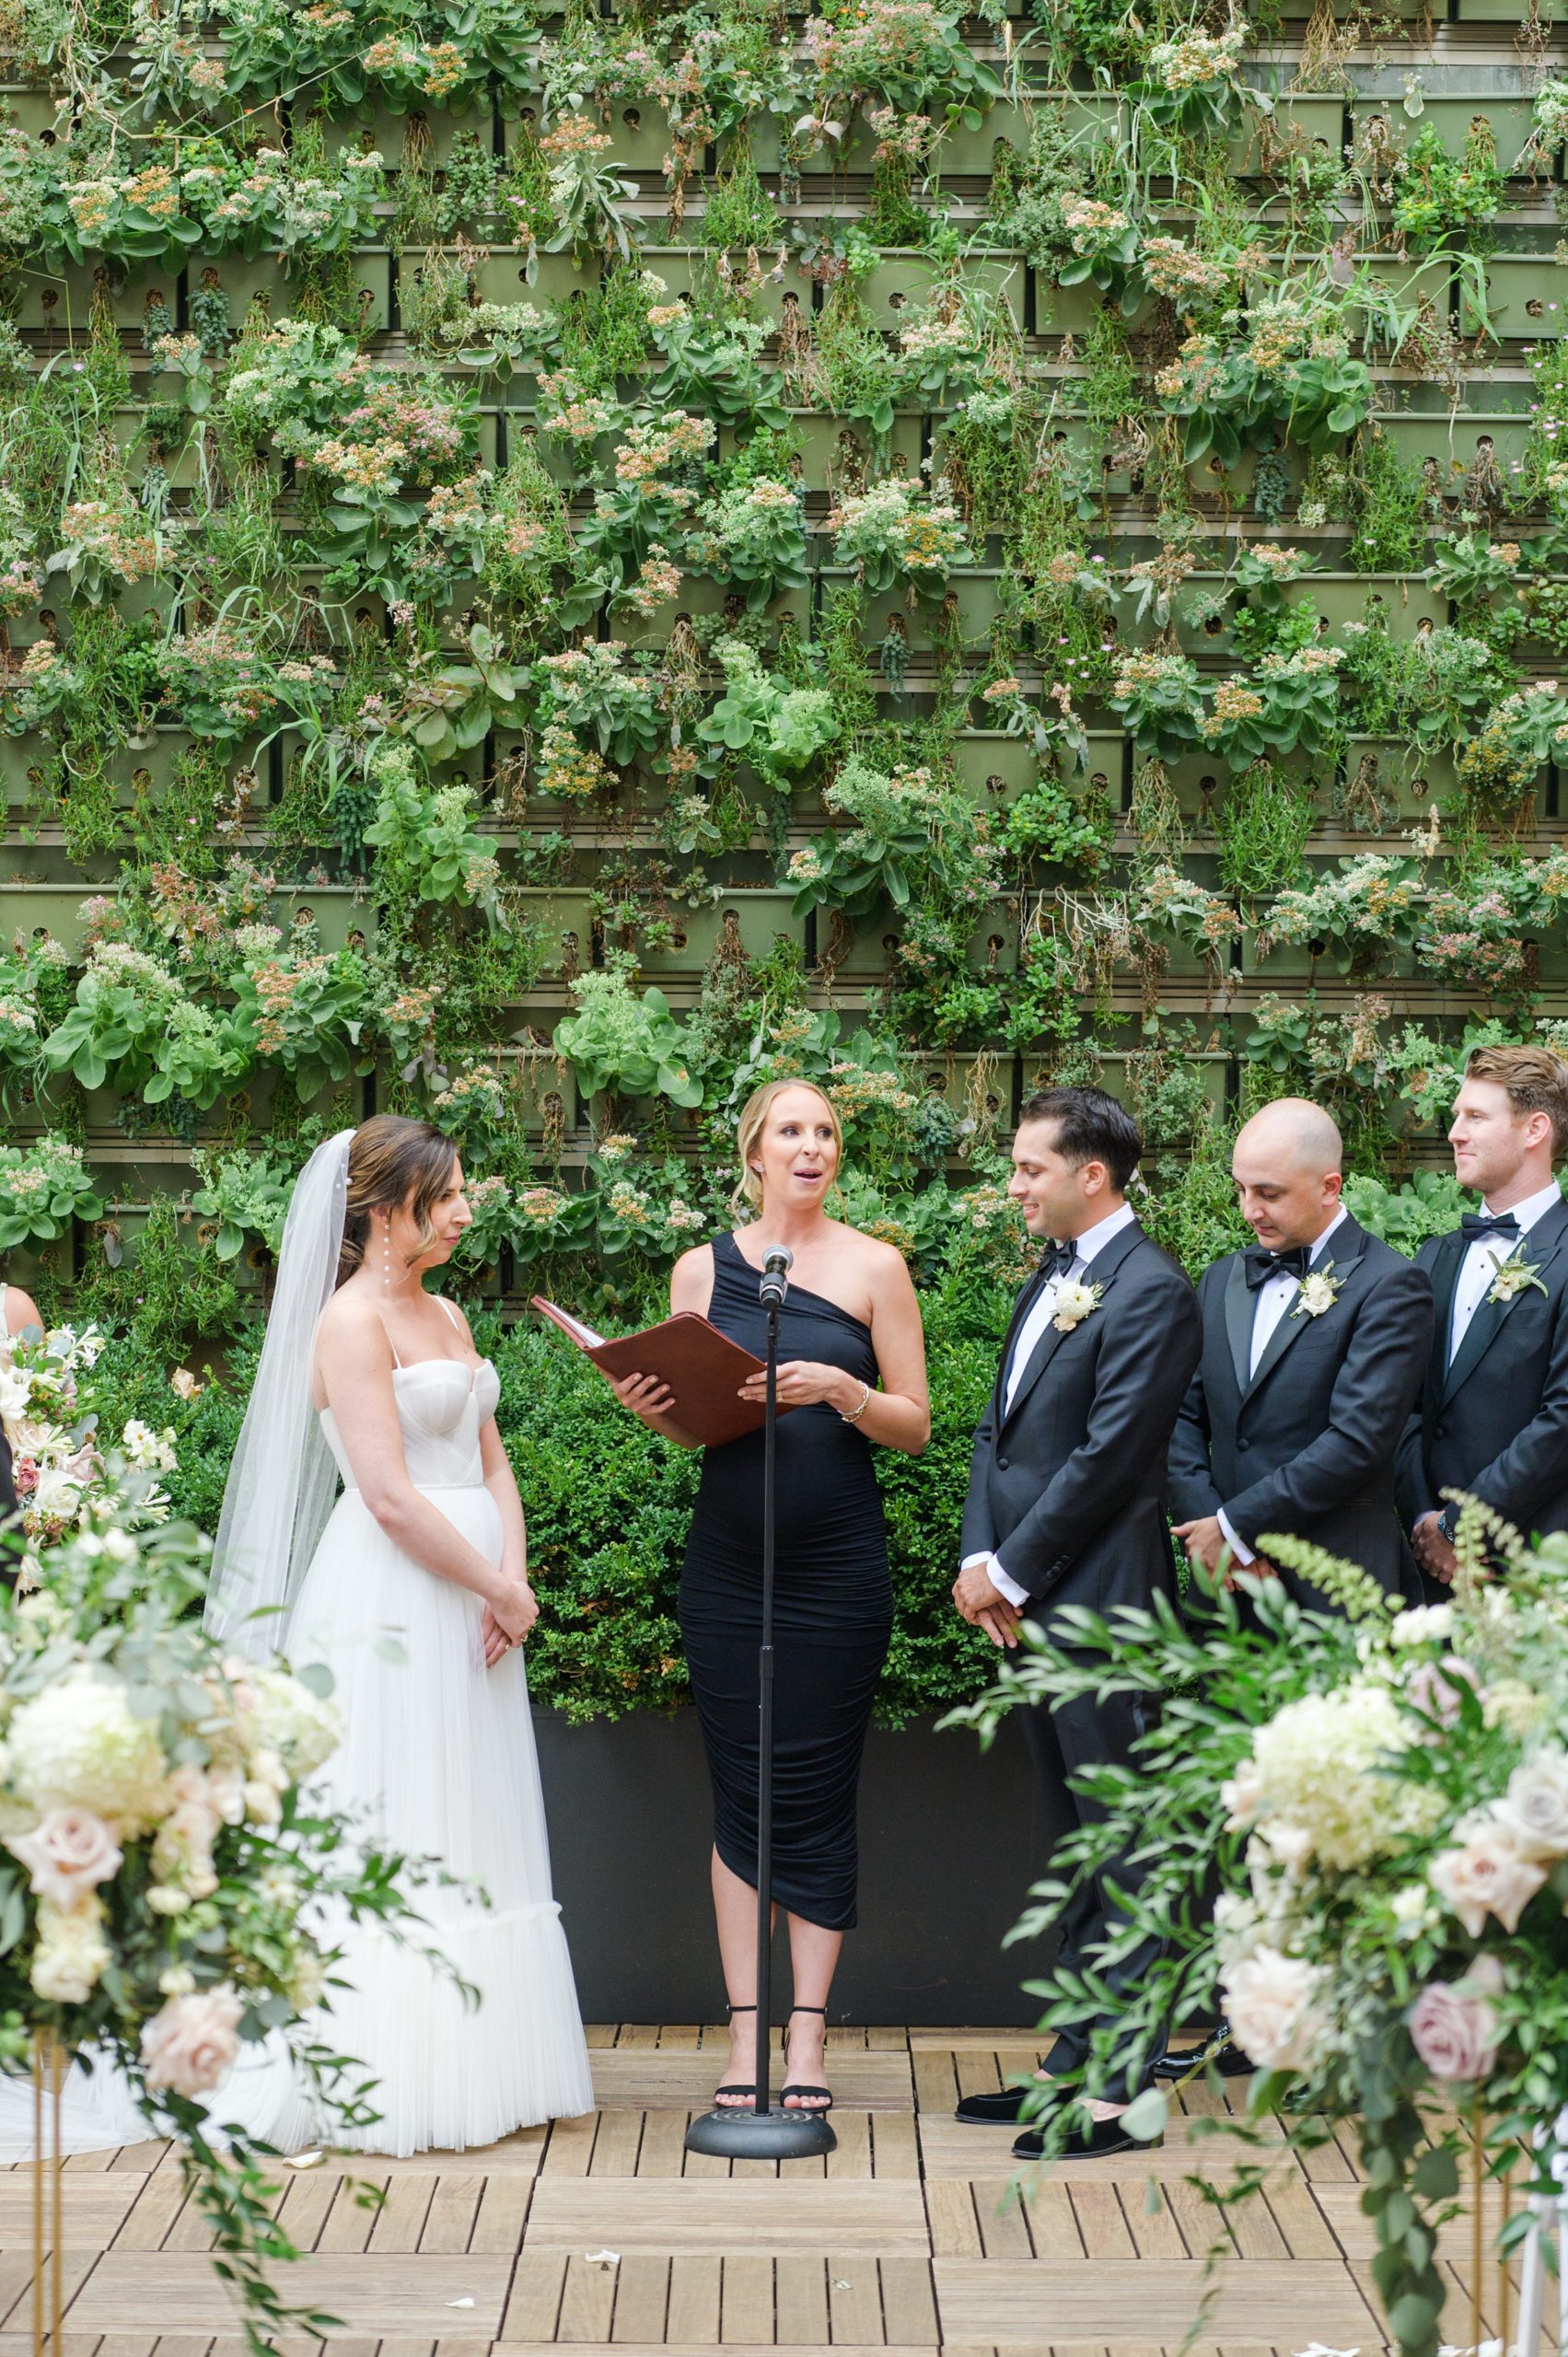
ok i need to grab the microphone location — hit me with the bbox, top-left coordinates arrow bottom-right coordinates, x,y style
759,1243 -> 793,1307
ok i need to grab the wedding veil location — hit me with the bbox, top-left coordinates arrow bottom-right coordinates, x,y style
204,1128 -> 356,1658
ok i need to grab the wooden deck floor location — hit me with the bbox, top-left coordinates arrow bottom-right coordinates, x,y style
0,2025 -> 1536,2356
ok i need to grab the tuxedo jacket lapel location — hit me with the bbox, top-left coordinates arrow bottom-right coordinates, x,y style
1222,1255 -> 1252,1395
1441,1198 -> 1568,1406
1427,1232 -> 1466,1410
991,1261 -> 1050,1425
1243,1218 -> 1370,1403
1001,1219 -> 1145,1431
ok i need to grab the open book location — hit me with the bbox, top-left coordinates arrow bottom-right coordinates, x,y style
532,1297 -> 798,1448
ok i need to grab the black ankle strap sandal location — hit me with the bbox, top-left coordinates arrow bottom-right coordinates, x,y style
780,2004 -> 834,2114
713,2002 -> 759,2108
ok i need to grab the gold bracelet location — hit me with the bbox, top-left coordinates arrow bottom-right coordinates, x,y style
841,1381 -> 872,1424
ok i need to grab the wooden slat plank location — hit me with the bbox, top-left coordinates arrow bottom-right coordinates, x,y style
1021,2177 -> 1082,2261
319,2171 -> 388,2255
68,2252 -> 515,2335
470,2173 -> 531,2255
634,2109 -> 688,2179
368,2172 -> 437,2254
1263,2175 -> 1342,2261
587,2112 -> 644,2179
924,2177 -> 982,2259
879,2252 -> 939,2345
525,2177 -> 927,2256
826,2111 -> 871,2180
541,2116 -> 598,2179
1123,2182 -> 1188,2260
665,2254 -> 721,2346
827,2251 -> 882,2345
933,2257 -> 1381,2344
500,2251 -> 568,2341
977,2177 -> 1032,2258
610,2252 -> 668,2344
773,2252 -> 829,2346
1070,2179 -> 1137,2261
719,2252 -> 773,2345
872,2110 -> 921,2179
557,2253 -> 618,2344
420,2174 -> 483,2255
588,2053 -> 911,2114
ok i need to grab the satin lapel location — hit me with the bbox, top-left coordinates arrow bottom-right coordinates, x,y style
1243,1218 -> 1370,1403
1441,1198 -> 1568,1407
1001,1219 -> 1145,1431
992,1261 -> 1050,1424
1223,1255 -> 1253,1395
1427,1233 -> 1467,1410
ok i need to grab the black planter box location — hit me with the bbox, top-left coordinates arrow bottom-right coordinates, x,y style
535,1706 -> 1051,2026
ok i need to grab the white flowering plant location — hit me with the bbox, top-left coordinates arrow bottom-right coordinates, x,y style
0,1493 -> 434,2351
947,1500 -> 1568,2357
0,1320 -> 180,1560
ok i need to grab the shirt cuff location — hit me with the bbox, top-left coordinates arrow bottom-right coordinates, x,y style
989,1559 -> 1031,1608
1216,1508 -> 1255,1567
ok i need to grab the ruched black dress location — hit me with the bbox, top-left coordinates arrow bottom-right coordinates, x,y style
679,1233 -> 892,1932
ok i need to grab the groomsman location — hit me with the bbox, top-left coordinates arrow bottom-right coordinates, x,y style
950,1086 -> 1200,2160
1396,1045 -> 1568,1592
1167,1097 -> 1434,1608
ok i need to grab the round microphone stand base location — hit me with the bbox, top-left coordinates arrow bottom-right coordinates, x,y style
684,2105 -> 838,2160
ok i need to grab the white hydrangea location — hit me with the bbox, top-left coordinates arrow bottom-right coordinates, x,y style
1249,1680 -> 1424,1871
8,1668 -> 169,1835
1390,1604 -> 1455,1648
250,1669 -> 341,1780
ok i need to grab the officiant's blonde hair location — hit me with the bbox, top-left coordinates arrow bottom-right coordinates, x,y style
733,1081 -> 843,1212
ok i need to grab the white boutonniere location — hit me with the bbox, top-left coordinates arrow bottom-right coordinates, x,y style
1291,1262 -> 1343,1320
1486,1248 -> 1548,1306
1051,1278 -> 1103,1333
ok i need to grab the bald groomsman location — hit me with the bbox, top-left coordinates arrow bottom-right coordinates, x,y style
1167,1098 -> 1434,1608
1397,1045 -> 1568,1593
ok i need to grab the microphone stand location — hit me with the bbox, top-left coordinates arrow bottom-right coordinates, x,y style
685,1282 -> 837,2160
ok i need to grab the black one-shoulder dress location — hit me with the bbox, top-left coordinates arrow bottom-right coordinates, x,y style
679,1232 -> 893,1932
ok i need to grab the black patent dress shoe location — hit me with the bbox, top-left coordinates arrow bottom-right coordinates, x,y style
1151,2030 -> 1252,2080
955,2082 -> 1043,2126
1014,2112 -> 1161,2162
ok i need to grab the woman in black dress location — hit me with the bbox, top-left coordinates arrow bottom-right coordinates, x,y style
607,1081 -> 929,2112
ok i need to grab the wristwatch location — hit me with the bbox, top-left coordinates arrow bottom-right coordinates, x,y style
1436,1507 -> 1458,1545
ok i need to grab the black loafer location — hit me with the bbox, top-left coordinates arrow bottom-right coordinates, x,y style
1014,2115 -> 1161,2162
954,2083 -> 1042,2126
1151,2032 -> 1252,2081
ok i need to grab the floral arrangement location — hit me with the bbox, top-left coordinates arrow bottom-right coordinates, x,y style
0,1487 -> 426,2347
951,1504 -> 1568,2357
0,1320 -> 178,1558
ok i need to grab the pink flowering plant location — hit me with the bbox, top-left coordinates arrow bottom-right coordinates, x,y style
950,1501 -> 1568,2357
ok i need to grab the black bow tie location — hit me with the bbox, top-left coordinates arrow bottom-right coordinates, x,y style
1039,1239 -> 1075,1282
1243,1244 -> 1311,1291
1460,1212 -> 1521,1244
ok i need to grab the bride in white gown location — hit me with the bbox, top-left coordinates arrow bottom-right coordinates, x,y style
0,1118 -> 592,2160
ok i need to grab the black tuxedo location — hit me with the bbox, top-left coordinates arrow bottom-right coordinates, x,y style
1395,1196 -> 1568,1563
962,1216 -> 1200,2099
1168,1215 -> 1434,1604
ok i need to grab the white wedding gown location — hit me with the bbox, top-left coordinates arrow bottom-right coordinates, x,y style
0,1320 -> 594,2160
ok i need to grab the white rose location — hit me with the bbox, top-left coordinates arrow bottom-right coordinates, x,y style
141,1987 -> 243,2099
6,1807 -> 122,1910
1222,1946 -> 1327,2072
29,1465 -> 85,1523
29,1897 -> 110,2003
1296,1271 -> 1336,1317
0,1363 -> 32,1422
1495,1748 -> 1568,1861
1051,1280 -> 1098,1332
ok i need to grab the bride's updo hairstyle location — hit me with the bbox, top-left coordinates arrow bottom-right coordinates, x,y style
337,1116 -> 459,1285
732,1079 -> 843,1213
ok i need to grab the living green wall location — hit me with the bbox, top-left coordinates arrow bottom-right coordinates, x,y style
2,0 -> 1567,1709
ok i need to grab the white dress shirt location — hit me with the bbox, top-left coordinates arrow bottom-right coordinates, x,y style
1446,1177 -> 1562,1366
963,1202 -> 1138,1610
1217,1207 -> 1347,1567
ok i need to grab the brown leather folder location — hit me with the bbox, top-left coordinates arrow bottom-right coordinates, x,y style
531,1296 -> 798,1448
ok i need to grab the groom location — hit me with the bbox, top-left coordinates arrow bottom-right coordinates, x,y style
951,1086 -> 1200,2160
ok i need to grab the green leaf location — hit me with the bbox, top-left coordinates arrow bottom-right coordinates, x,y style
1119,2085 -> 1168,2142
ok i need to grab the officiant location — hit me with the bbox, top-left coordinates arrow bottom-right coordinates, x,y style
600,1080 -> 929,2119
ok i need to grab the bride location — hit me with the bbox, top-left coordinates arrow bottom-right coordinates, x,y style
0,1118 -> 592,2162
205,1116 -> 594,2154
